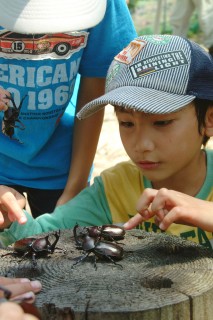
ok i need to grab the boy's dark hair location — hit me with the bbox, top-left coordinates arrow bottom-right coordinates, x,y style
194,99 -> 213,146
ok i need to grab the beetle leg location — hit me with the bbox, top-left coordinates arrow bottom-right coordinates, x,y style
49,230 -> 60,253
5,94 -> 28,110
1,252 -> 13,258
18,94 -> 28,110
32,252 -> 37,269
71,252 -> 90,269
73,224 -> 83,247
4,95 -> 18,110
100,253 -> 123,269
93,255 -> 98,270
15,119 -> 25,129
102,234 -> 124,244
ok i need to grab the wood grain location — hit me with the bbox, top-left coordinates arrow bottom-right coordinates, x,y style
1,229 -> 213,320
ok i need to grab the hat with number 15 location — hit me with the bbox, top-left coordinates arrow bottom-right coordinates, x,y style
77,34 -> 213,119
0,0 -> 107,34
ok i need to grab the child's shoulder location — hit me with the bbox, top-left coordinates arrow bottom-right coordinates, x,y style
101,160 -> 142,181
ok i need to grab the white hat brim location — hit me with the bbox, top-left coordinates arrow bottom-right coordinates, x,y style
0,0 -> 107,34
77,86 -> 196,119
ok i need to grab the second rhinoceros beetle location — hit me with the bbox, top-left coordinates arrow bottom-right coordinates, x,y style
2,230 -> 60,269
73,225 -> 124,269
85,224 -> 125,242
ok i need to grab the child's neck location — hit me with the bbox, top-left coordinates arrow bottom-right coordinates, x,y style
152,150 -> 207,197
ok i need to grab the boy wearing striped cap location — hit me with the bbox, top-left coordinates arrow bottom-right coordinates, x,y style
1,35 -> 213,250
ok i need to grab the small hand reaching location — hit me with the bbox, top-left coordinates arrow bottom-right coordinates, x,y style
124,188 -> 213,233
0,186 -> 27,228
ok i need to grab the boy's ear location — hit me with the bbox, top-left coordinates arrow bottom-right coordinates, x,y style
204,107 -> 213,137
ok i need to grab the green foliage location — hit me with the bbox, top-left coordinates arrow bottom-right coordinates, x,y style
127,0 -> 140,12
130,0 -> 200,40
188,12 -> 200,35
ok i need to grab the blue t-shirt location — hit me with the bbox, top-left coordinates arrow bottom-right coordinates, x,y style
0,0 -> 137,189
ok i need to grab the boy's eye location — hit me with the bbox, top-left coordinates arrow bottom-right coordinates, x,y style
119,121 -> 134,128
154,120 -> 173,126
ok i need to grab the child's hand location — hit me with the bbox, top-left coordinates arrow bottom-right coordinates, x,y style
0,302 -> 39,320
0,186 -> 27,228
123,188 -> 213,232
0,88 -> 11,111
0,277 -> 42,320
0,277 -> 42,302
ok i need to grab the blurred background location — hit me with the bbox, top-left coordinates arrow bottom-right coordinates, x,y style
128,0 -> 201,41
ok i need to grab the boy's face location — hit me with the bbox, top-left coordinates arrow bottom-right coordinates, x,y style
115,103 -> 205,185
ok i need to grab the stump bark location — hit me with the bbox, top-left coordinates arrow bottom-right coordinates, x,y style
1,229 -> 213,320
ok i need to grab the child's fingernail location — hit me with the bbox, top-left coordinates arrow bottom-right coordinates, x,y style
22,292 -> 35,300
13,291 -> 35,303
19,216 -> 27,224
20,278 -> 30,283
31,280 -> 42,290
159,222 -> 165,230
142,209 -> 149,218
124,221 -> 132,229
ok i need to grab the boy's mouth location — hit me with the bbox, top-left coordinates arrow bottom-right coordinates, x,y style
137,161 -> 160,170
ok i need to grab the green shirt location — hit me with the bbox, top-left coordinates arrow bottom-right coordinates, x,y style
1,149 -> 213,249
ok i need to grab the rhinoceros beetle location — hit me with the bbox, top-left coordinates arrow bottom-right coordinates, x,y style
2,94 -> 27,143
84,224 -> 125,242
73,224 -> 124,269
2,230 -> 60,269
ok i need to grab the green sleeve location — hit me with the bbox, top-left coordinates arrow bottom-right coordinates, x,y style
0,176 -> 112,246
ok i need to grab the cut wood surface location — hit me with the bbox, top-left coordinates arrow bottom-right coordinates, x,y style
1,229 -> 213,320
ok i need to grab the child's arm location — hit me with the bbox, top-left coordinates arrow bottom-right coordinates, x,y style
0,179 -> 112,247
124,188 -> 213,232
56,77 -> 105,206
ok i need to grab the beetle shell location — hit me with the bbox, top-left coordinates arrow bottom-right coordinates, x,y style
94,240 -> 124,261
12,231 -> 60,257
101,225 -> 125,240
14,238 -> 37,253
85,224 -> 125,241
81,235 -> 96,251
79,235 -> 123,260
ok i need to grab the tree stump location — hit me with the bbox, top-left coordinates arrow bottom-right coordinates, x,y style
1,229 -> 213,320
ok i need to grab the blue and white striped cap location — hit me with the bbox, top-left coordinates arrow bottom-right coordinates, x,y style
77,35 -> 213,119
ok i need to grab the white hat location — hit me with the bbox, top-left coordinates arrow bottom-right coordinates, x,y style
0,0 -> 107,34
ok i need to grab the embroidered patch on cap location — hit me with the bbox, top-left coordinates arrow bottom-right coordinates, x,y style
115,39 -> 146,64
142,35 -> 172,45
130,50 -> 188,80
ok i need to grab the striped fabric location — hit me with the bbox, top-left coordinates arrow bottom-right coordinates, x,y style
77,35 -> 213,119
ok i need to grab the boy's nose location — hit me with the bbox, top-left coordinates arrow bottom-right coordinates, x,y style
135,134 -> 155,153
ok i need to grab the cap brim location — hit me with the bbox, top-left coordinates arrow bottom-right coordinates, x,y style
0,0 -> 107,34
77,87 -> 196,119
